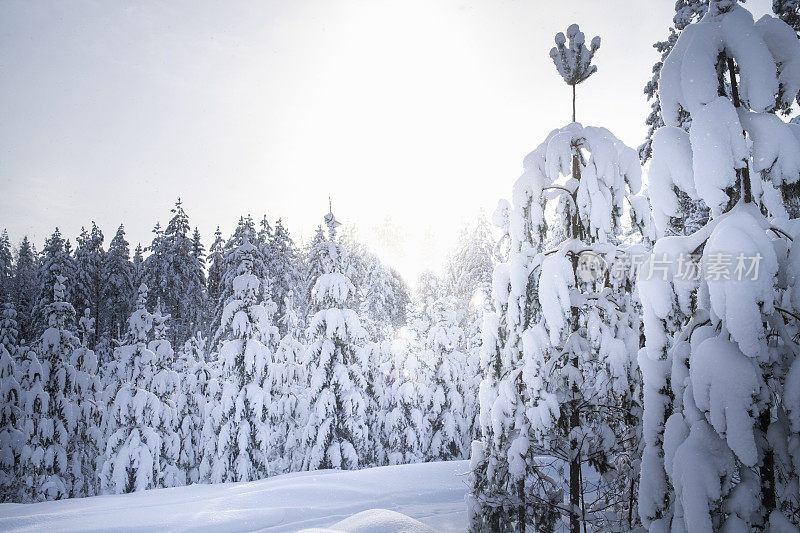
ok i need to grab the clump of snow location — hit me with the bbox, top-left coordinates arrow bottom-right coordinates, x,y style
670,420 -> 736,532
312,273 -> 356,307
689,335 -> 761,466
755,14 -> 800,110
538,254 -> 574,345
703,206 -> 778,358
647,127 -> 696,236
688,97 -> 748,213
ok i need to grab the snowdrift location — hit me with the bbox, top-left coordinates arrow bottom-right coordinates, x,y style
0,461 -> 469,532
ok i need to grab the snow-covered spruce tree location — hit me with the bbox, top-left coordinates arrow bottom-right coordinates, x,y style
103,225 -> 135,342
197,368 -> 222,483
339,237 -> 376,331
257,214 -> 272,252
0,230 -> 12,303
70,308 -> 101,497
0,304 -> 21,412
639,0 -> 709,163
269,219 -> 302,335
266,289 -> 308,474
0,308 -> 22,500
301,210 -> 370,471
444,217 -> 496,448
774,0 -> 800,33
33,229 -> 74,338
209,240 -> 277,482
191,227 -> 205,270
641,1 -> 713,237
360,337 -> 387,467
362,260 -> 409,341
407,270 -> 441,343
354,255 -> 387,339
302,225 -> 329,324
34,276 -> 81,500
208,216 -> 271,351
445,217 -> 495,334
445,216 -> 495,316
470,25 -> 646,531
338,232 -> 410,342
12,237 -> 37,344
100,284 -> 175,494
462,325 -> 484,453
469,191 -> 560,531
147,307 -> 180,488
397,271 -> 443,461
73,223 -> 105,348
0,304 -> 18,357
18,345 -> 51,502
420,298 -> 467,461
383,331 -> 425,466
0,336 -> 23,502
638,2 -> 800,529
386,267 -> 411,327
206,226 -> 225,321
175,332 -> 206,484
256,215 -> 276,302
144,200 -> 205,347
132,243 -> 144,289
772,0 -> 800,216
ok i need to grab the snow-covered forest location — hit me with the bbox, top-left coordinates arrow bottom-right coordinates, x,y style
0,201 -> 494,497
3,0 -> 800,531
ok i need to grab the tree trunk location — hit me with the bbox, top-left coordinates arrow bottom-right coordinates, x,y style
726,56 -> 752,203
572,83 -> 576,123
569,252 -> 581,533
569,382 -> 581,533
759,409 -> 776,516
568,141 -> 582,533
517,479 -> 526,532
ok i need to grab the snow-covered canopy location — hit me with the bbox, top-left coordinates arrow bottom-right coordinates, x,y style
312,272 -> 356,308
515,122 -> 641,243
649,2 -> 800,227
660,2 -> 800,122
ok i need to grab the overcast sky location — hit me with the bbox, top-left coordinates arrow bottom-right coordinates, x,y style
0,0 -> 773,283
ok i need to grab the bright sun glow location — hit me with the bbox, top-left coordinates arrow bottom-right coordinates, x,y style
470,289 -> 487,309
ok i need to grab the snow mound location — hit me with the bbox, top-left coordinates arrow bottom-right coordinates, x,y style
300,509 -> 436,533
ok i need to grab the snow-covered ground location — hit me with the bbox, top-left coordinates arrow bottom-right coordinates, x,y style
0,461 -> 469,533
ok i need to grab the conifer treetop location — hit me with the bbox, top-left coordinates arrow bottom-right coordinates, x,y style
549,23 -> 601,87
324,197 -> 341,241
